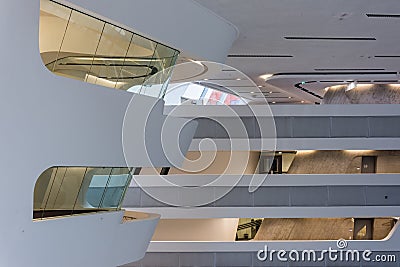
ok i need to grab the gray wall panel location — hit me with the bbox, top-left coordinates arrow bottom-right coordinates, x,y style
180,253 -> 215,267
331,117 -> 369,137
214,187 -> 253,207
192,115 -> 400,139
366,186 -> 400,206
292,117 -> 331,138
139,253 -> 180,267
254,187 -> 290,207
195,118 -> 217,138
215,122 -> 229,138
140,188 -> 175,207
124,185 -> 400,207
290,186 -> 328,206
241,117 -> 256,139
369,117 -> 400,137
215,252 -> 253,267
122,187 -> 142,207
328,186 -> 366,206
253,254 -> 289,266
274,117 -> 293,138
360,251 -> 400,267
133,252 -> 400,267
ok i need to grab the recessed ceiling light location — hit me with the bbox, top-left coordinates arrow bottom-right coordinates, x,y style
250,91 -> 255,94
258,85 -> 263,88
236,78 -> 242,81
260,74 -> 273,80
272,101 -> 276,104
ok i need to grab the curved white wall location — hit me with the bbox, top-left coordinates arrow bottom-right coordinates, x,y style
0,0 -> 196,266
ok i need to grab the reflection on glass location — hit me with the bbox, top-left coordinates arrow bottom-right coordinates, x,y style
39,0 -> 71,71
89,24 -> 133,89
34,167 -> 133,220
56,11 -> 105,81
140,44 -> 178,98
39,0 -> 179,97
118,34 -> 158,90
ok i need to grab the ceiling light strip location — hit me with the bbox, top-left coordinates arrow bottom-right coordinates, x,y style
314,68 -> 385,71
375,55 -> 400,58
366,13 -> 400,18
228,54 -> 293,58
273,71 -> 397,76
284,36 -> 376,41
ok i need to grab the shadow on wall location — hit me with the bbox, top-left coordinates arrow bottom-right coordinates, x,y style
253,218 -> 395,241
288,150 -> 400,174
323,84 -> 400,104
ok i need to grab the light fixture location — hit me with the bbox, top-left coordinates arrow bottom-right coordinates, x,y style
269,91 -> 273,94
272,101 -> 276,104
297,150 -> 316,154
85,74 -> 126,87
204,78 -> 209,81
189,59 -> 204,66
344,150 -> 374,153
236,78 -> 242,81
288,96 -> 292,99
346,81 -> 357,91
329,85 -> 345,91
260,74 -> 273,80
250,91 -> 255,94
258,85 -> 263,88
301,100 -> 305,103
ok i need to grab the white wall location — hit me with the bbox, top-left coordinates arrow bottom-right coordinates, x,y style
0,0 -> 194,266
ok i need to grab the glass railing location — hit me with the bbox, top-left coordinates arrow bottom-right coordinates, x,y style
39,0 -> 179,97
34,167 -> 135,220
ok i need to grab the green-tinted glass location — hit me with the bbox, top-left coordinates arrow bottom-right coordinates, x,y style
55,11 -> 105,82
39,1 -> 71,72
88,24 -> 133,89
39,1 -> 179,96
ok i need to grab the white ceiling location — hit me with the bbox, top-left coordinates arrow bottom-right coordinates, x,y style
193,0 -> 400,104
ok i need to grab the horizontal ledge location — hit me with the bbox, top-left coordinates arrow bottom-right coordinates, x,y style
189,138 -> 400,151
164,104 -> 400,117
148,239 -> 397,253
130,174 -> 400,187
127,206 -> 400,219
